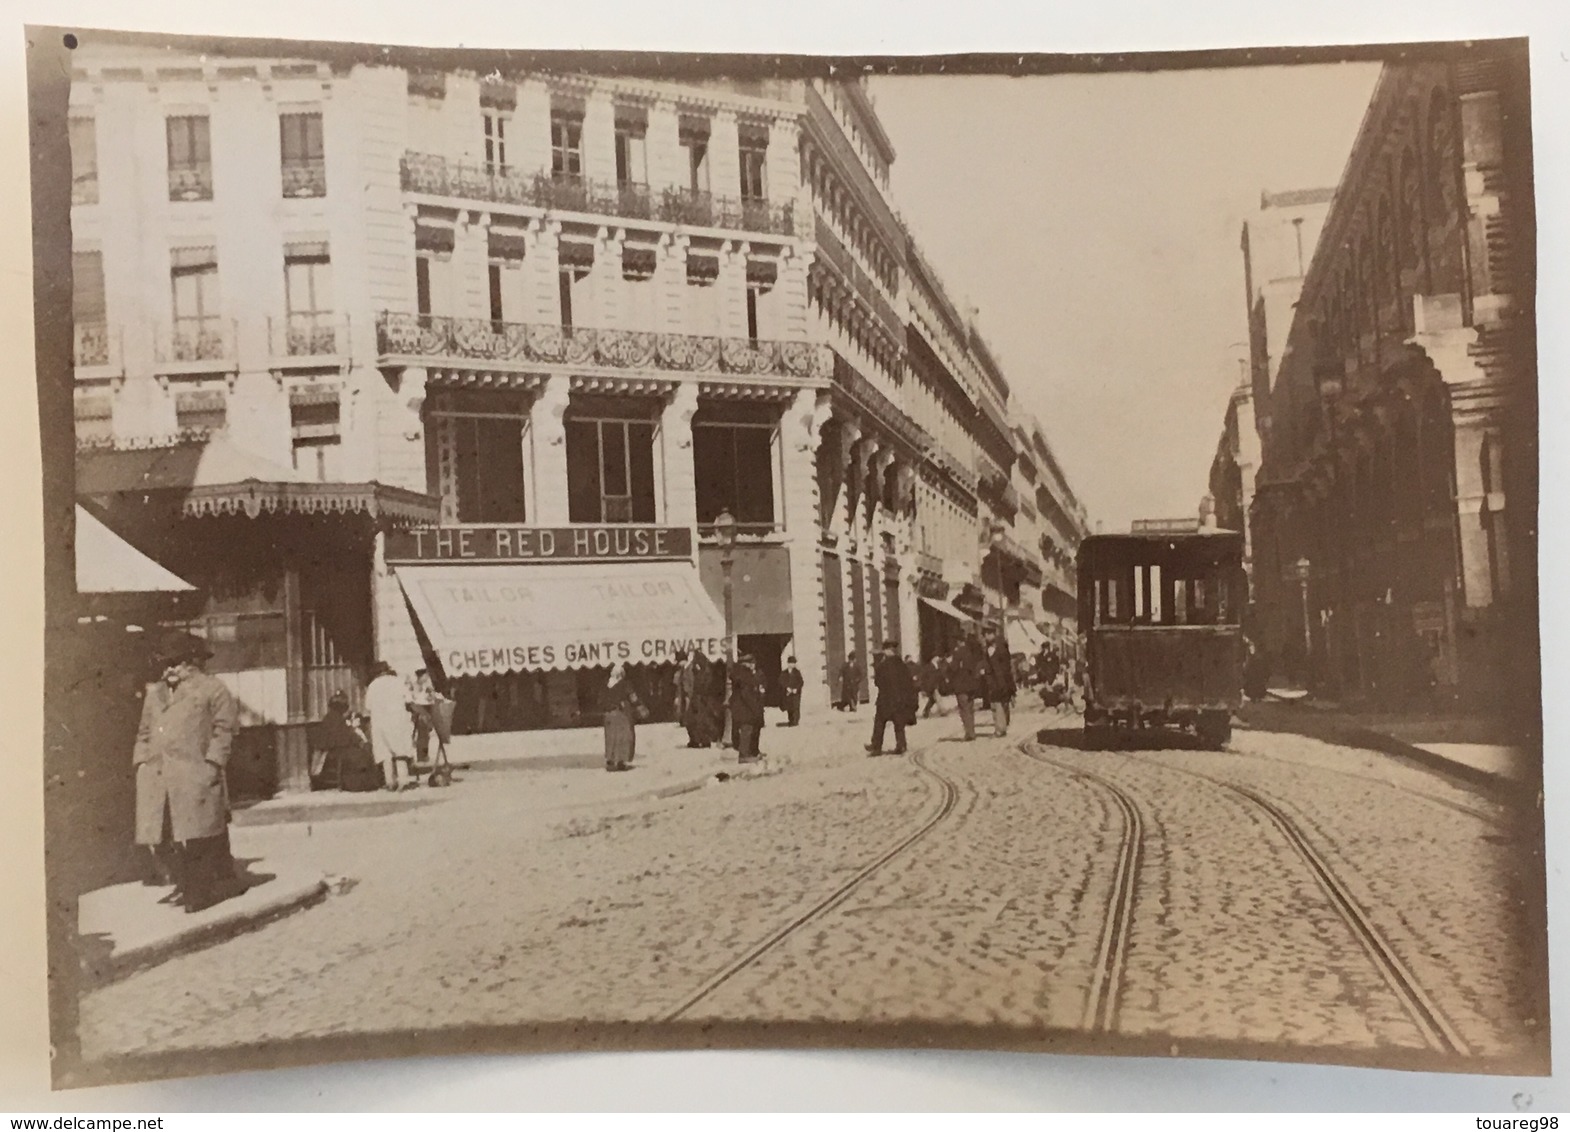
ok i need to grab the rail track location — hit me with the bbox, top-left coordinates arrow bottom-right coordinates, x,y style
1026,738 -> 1471,1057
1015,744 -> 1143,1032
662,745 -> 962,1022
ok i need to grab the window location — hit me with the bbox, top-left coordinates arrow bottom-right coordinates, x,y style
746,285 -> 761,342
738,124 -> 768,201
614,111 -> 647,189
170,250 -> 222,359
566,409 -> 657,523
166,115 -> 212,201
72,251 -> 107,366
431,396 -> 528,523
284,246 -> 333,355
483,110 -> 508,174
550,109 -> 583,180
280,112 -> 325,197
290,397 -> 341,482
416,256 -> 432,318
693,412 -> 778,528
489,263 -> 505,325
69,117 -> 97,205
558,269 -> 575,328
679,116 -> 710,194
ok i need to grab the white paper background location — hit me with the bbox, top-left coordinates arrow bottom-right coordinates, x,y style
1,0 -> 1565,1114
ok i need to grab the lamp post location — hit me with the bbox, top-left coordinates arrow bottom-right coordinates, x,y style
715,508 -> 737,660
1287,556 -> 1313,684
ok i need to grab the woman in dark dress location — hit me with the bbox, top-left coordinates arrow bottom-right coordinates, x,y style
601,663 -> 645,772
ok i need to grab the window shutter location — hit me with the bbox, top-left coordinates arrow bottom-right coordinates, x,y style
558,240 -> 596,269
686,253 -> 720,284
170,245 -> 218,269
72,252 -> 106,320
679,113 -> 711,141
487,230 -> 529,261
738,120 -> 771,147
746,258 -> 778,287
614,105 -> 649,132
284,240 -> 330,260
622,246 -> 657,280
414,225 -> 455,254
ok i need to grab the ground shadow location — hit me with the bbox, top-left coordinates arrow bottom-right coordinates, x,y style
1036,724 -> 1216,753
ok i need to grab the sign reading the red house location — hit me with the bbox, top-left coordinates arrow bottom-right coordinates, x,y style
385,525 -> 694,564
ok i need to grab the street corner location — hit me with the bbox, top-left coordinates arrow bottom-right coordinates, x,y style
77,859 -> 330,987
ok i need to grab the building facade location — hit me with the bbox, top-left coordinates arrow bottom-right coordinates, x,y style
65,43 -> 1092,759
1241,52 -> 1536,712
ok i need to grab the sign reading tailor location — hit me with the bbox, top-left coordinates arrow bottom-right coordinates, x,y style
395,564 -> 729,678
386,524 -> 693,563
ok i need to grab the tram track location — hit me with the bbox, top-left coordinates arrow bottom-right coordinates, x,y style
661,745 -> 962,1022
1028,737 -> 1471,1057
1014,743 -> 1143,1033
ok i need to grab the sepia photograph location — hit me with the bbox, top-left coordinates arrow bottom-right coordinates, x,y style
18,10 -> 1551,1104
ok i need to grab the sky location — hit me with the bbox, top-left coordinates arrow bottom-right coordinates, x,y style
868,62 -> 1382,532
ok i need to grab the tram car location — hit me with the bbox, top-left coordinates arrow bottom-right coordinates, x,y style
1077,520 -> 1246,747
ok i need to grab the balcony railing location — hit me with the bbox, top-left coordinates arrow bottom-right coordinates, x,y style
155,320 -> 236,369
281,159 -> 326,198
697,520 -> 784,542
168,164 -> 213,202
270,313 -> 346,360
377,312 -> 831,379
74,320 -> 111,368
400,152 -> 798,237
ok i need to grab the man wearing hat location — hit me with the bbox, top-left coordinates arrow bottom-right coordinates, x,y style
133,630 -> 241,914
729,651 -> 766,763
779,654 -> 804,727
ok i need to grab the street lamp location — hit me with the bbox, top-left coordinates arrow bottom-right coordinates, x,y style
714,508 -> 738,659
1290,556 -> 1313,681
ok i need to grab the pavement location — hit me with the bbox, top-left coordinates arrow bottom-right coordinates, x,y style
72,702 -> 883,987
1244,691 -> 1536,797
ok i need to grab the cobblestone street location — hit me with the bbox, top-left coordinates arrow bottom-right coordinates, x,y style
77,709 -> 1546,1074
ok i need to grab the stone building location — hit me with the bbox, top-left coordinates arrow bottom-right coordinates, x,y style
1243,49 -> 1536,712
63,39 -> 1090,756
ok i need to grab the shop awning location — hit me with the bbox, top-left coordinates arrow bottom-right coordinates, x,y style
75,505 -> 195,594
919,594 -> 974,624
76,437 -> 442,523
1006,618 -> 1046,655
396,562 -> 728,677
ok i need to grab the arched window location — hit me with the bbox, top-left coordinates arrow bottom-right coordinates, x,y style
1427,86 -> 1465,294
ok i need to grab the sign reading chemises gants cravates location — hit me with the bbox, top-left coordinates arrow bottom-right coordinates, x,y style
385,525 -> 694,564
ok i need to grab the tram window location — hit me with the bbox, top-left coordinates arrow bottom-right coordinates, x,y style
1173,579 -> 1189,624
1149,563 -> 1163,623
1106,574 -> 1120,622
1133,567 -> 1145,621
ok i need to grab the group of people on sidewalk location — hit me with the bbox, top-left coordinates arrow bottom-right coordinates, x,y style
669,648 -> 786,767
863,627 -> 1022,756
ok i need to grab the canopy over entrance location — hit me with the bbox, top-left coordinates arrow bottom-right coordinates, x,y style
397,562 -> 728,678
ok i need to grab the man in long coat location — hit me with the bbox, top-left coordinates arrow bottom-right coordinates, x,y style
729,653 -> 766,762
867,641 -> 918,756
984,630 -> 1018,737
947,633 -> 985,741
134,631 -> 240,914
779,654 -> 804,727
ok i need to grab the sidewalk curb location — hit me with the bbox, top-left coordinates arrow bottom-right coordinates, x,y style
1340,726 -> 1535,804
82,875 -> 329,989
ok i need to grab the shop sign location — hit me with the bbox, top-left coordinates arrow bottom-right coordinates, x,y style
386,525 -> 693,564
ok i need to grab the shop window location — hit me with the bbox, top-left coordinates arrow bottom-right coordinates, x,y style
280,112 -> 325,197
166,115 -> 212,201
290,397 -> 341,482
693,411 -> 778,529
284,245 -> 334,355
566,409 -> 657,523
69,116 -> 97,205
432,396 -> 528,524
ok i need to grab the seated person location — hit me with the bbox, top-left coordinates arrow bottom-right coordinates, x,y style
312,691 -> 381,793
